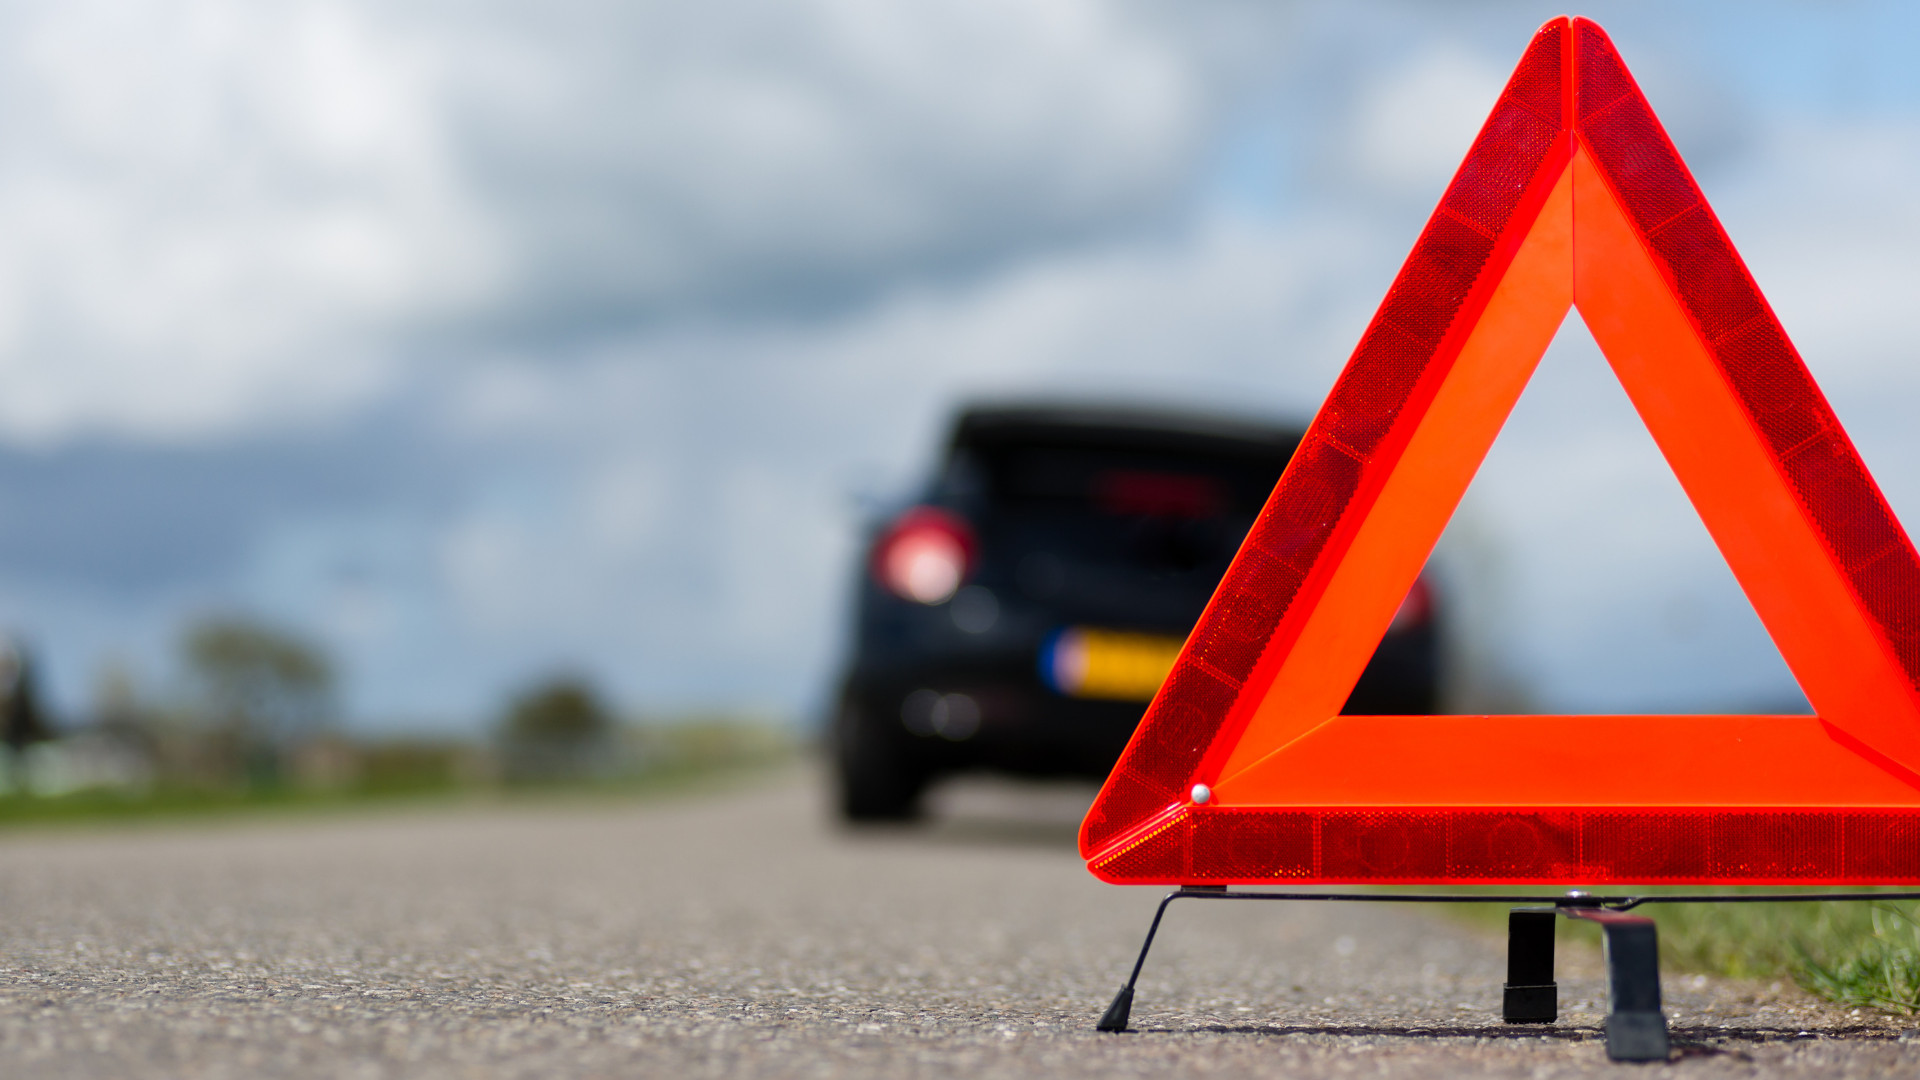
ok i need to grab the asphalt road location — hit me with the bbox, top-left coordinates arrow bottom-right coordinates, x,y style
0,767 -> 1912,1079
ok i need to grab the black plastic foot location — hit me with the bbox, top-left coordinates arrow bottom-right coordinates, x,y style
1606,1011 -> 1670,1062
1566,909 -> 1670,1062
1503,983 -> 1557,1023
1502,907 -> 1558,1023
1097,984 -> 1133,1032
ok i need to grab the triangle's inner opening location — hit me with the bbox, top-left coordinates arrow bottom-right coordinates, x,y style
1433,311 -> 1810,715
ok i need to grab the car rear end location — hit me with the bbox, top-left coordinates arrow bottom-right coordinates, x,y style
832,404 -> 1438,819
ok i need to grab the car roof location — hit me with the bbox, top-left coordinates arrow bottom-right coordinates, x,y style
949,401 -> 1306,458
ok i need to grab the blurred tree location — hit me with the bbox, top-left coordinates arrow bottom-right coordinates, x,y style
0,637 -> 50,793
89,653 -> 155,754
501,676 -> 611,742
91,657 -> 142,731
182,616 -> 335,785
498,675 -> 614,781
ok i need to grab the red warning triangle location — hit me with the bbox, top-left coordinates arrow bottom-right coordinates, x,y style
1080,17 -> 1920,886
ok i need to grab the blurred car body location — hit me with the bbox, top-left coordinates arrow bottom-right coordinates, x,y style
831,403 -> 1439,820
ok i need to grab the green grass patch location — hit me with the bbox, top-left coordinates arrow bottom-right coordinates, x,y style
1630,895 -> 1920,1012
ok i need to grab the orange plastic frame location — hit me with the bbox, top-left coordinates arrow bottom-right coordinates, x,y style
1079,17 -> 1920,886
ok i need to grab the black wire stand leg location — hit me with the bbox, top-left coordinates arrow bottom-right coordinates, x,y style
1097,889 -> 1190,1032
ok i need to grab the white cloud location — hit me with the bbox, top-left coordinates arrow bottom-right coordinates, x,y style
11,1 -> 1920,727
446,0 -> 1205,320
1348,43 -> 1507,194
0,0 -> 1210,444
0,0 -> 495,442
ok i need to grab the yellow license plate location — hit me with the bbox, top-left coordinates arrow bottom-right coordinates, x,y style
1042,627 -> 1185,702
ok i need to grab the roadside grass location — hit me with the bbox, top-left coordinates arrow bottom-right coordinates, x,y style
0,726 -> 797,829
1448,890 -> 1920,1013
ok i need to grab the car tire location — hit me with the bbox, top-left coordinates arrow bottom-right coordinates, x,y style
832,696 -> 930,822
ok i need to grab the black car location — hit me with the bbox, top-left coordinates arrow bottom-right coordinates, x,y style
830,403 -> 1439,820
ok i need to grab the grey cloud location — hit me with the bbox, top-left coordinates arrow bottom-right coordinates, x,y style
0,417 -> 452,595
0,0 -> 1232,441
1,0 -> 1913,731
434,0 -> 1216,329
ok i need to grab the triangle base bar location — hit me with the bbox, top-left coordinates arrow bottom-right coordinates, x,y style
1091,806 -> 1920,886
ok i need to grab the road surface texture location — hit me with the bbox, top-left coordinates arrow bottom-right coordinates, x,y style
0,767 -> 1912,1078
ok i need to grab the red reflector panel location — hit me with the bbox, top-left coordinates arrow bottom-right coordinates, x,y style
1089,807 -> 1920,886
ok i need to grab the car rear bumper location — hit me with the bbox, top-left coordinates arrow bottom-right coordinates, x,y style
839,664 -> 1142,779
837,622 -> 1437,780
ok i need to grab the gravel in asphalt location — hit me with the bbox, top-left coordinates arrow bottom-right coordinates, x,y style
0,766 -> 1913,1078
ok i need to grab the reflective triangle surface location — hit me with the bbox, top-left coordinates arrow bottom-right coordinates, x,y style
1080,17 -> 1920,886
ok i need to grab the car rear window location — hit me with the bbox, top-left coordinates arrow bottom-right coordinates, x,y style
955,441 -> 1294,518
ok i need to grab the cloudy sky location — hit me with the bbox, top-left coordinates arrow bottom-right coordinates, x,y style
2,0 -> 1919,728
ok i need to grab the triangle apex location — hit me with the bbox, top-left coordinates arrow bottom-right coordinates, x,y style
1568,15 -> 1615,43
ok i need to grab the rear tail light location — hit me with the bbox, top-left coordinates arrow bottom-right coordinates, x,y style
872,507 -> 976,604
1389,573 -> 1434,633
